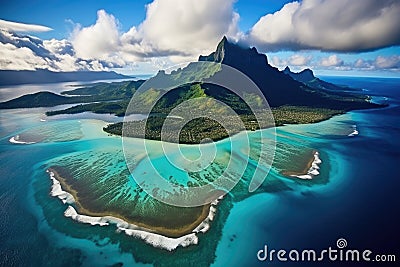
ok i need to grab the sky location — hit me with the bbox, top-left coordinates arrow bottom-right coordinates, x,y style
0,0 -> 399,77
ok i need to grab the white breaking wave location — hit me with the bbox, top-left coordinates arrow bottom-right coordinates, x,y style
348,125 -> 359,137
48,169 -> 222,251
48,170 -> 75,204
9,135 -> 36,144
192,197 -> 221,234
64,206 -> 108,226
291,151 -> 322,180
118,227 -> 198,251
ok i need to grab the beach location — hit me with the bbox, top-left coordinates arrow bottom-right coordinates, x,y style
281,151 -> 322,179
47,167 -> 220,250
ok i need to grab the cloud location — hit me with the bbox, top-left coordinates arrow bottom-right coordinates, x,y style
374,55 -> 400,69
0,42 -> 48,70
43,39 -> 74,56
319,55 -> 400,72
288,54 -> 312,66
271,52 -> 400,73
0,29 -> 107,71
136,0 -> 239,57
271,56 -> 286,68
0,19 -> 52,32
0,28 -> 54,59
248,0 -> 400,52
71,10 -> 121,61
350,56 -> 400,71
320,55 -> 343,67
270,54 -> 313,69
317,55 -> 400,71
2,0 -> 399,74
249,2 -> 299,50
70,0 -> 240,67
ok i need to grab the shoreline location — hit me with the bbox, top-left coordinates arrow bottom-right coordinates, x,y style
9,135 -> 36,144
102,105 -> 373,145
42,107 -> 361,249
348,125 -> 359,137
47,168 -> 221,250
282,151 -> 322,180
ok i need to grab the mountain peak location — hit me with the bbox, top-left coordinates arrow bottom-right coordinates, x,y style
215,36 -> 228,48
283,66 -> 291,73
300,68 -> 314,75
283,67 -> 316,83
199,36 -> 268,67
214,36 -> 228,62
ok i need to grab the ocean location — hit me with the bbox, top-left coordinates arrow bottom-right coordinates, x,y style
0,76 -> 399,266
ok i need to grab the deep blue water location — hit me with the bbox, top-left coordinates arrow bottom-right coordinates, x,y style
1,77 -> 399,266
214,76 -> 400,266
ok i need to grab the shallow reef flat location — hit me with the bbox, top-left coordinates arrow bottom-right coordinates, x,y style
43,125 -> 327,244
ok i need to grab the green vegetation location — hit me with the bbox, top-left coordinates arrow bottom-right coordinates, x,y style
46,101 -> 130,117
1,74 -> 381,145
0,80 -> 144,109
104,114 -> 265,144
0,92 -> 78,108
272,106 -> 343,125
0,36 -> 385,145
140,61 -> 221,92
103,106 -> 343,143
62,80 -> 143,98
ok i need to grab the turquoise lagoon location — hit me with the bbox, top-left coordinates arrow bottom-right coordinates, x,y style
0,77 -> 399,266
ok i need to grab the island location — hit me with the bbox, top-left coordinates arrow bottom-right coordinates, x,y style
0,37 -> 385,247
0,37 -> 381,144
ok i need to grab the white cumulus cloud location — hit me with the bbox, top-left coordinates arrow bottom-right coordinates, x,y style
0,29 -> 108,71
374,55 -> 400,69
71,10 -> 121,61
320,55 -> 343,67
288,54 -> 312,66
248,0 -> 400,52
351,56 -> 400,71
136,0 -> 239,57
0,42 -> 48,70
2,0 -> 399,74
69,0 -> 240,66
270,54 -> 312,69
